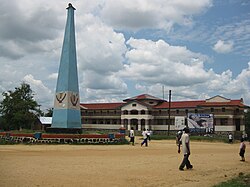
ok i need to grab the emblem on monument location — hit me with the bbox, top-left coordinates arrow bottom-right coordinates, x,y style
70,93 -> 79,106
56,92 -> 67,103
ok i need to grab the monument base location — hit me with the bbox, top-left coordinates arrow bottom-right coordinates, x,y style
46,128 -> 82,134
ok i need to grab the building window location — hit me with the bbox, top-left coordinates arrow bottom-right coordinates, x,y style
141,119 -> 146,126
185,109 -> 188,114
235,108 -> 239,113
157,119 -> 164,125
123,110 -> 128,115
141,110 -> 145,114
131,110 -> 138,115
132,103 -> 137,107
176,109 -> 179,114
149,101 -> 154,104
222,108 -> 226,112
124,119 -> 128,125
211,108 -> 214,112
220,118 -> 228,125
195,109 -> 198,113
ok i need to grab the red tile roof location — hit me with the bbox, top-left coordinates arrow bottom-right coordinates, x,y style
80,95 -> 247,110
80,102 -> 124,110
199,100 -> 244,107
154,100 -> 245,109
124,94 -> 163,102
154,100 -> 205,109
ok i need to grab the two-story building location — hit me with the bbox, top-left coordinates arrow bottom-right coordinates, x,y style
80,94 -> 247,133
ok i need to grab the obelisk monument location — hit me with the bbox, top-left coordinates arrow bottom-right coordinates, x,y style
51,3 -> 81,132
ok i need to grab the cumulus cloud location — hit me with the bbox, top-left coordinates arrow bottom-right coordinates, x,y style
211,19 -> 250,56
100,0 -> 212,31
0,1 -> 65,60
0,0 -> 250,109
135,63 -> 250,103
122,38 -> 209,86
48,73 -> 58,80
77,14 -> 126,74
122,38 -> 250,104
213,40 -> 234,53
82,70 -> 127,91
196,62 -> 250,103
75,13 -> 128,101
23,74 -> 53,109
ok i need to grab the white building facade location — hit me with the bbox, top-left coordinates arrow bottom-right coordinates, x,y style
80,94 -> 248,133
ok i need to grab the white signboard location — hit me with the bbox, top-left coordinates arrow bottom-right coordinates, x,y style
175,116 -> 186,130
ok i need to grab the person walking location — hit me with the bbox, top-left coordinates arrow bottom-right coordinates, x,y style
228,133 -> 233,143
178,127 -> 193,171
141,128 -> 148,147
146,129 -> 151,141
239,138 -> 246,161
129,127 -> 135,146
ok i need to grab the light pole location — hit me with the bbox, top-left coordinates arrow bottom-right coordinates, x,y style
168,90 -> 171,136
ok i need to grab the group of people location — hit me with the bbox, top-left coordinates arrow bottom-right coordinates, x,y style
178,129 -> 248,170
129,127 -> 152,146
228,132 -> 248,144
129,127 -> 247,171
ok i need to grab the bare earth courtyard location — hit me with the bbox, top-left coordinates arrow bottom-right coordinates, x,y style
0,139 -> 249,187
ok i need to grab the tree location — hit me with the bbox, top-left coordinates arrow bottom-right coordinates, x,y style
245,109 -> 250,136
44,108 -> 53,117
0,83 -> 41,130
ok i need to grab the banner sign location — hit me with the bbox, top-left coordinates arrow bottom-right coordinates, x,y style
187,113 -> 214,133
175,116 -> 186,130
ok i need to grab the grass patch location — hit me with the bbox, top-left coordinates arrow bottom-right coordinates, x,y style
0,139 -> 17,145
190,136 -> 228,143
213,172 -> 250,187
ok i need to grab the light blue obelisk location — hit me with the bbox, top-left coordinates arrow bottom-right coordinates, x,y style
52,3 -> 81,129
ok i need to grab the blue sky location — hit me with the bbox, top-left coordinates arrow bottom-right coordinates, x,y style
0,0 -> 250,110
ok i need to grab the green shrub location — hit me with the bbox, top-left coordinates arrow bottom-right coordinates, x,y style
213,173 -> 250,187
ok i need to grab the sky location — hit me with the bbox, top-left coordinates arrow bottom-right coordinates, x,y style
0,0 -> 250,110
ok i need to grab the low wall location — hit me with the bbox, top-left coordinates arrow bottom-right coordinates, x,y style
0,132 -> 126,145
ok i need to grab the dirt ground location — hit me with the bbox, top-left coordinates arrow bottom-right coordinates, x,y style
0,138 -> 249,187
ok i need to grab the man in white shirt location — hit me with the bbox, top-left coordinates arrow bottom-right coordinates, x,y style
146,129 -> 151,141
141,128 -> 148,147
178,127 -> 193,171
228,133 -> 233,143
129,127 -> 135,146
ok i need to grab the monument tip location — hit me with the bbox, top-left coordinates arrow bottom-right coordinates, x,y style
67,3 -> 76,10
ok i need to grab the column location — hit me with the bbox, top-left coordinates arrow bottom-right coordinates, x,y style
138,119 -> 141,131
127,119 -> 131,130
145,119 -> 149,130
